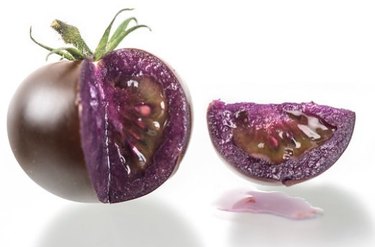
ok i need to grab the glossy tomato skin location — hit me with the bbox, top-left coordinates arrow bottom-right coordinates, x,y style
7,61 -> 97,202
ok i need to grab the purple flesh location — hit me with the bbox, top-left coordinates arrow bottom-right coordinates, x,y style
79,49 -> 191,203
207,100 -> 355,185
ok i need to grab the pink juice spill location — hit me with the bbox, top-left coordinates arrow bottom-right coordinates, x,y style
217,190 -> 323,220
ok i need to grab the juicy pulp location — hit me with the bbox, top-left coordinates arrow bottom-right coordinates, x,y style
80,49 -> 191,203
207,100 -> 355,185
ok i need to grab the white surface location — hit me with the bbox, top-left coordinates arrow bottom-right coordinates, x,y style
1,0 -> 374,246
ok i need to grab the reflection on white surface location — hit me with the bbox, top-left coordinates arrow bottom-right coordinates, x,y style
223,184 -> 374,247
36,196 -> 203,247
217,189 -> 323,220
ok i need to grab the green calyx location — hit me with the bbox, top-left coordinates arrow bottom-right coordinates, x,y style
30,8 -> 150,62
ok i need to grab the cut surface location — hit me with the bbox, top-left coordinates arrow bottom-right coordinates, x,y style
207,100 -> 355,185
112,75 -> 168,178
233,110 -> 336,164
80,49 -> 191,203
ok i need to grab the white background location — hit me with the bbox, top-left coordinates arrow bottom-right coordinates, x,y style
1,0 -> 374,246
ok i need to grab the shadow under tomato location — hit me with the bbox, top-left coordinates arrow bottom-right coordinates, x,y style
36,195 -> 203,247
225,184 -> 374,247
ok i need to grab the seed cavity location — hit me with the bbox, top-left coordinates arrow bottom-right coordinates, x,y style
232,110 -> 336,164
112,75 -> 168,177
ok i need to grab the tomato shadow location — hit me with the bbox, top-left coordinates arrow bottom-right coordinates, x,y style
224,183 -> 374,247
35,195 -> 203,247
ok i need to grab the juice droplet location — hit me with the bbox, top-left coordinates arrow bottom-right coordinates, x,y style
217,189 -> 323,220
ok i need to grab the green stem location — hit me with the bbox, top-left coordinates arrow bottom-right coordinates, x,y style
94,8 -> 134,61
30,9 -> 149,61
30,27 -> 77,60
51,20 -> 93,57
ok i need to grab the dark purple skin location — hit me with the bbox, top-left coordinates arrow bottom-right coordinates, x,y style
80,49 -> 191,203
207,100 -> 355,185
8,48 -> 191,203
7,61 -> 97,202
